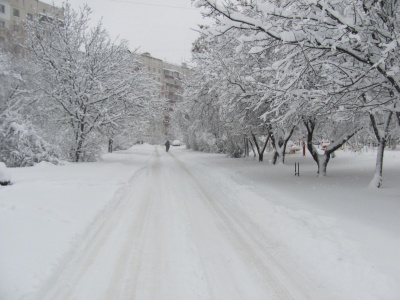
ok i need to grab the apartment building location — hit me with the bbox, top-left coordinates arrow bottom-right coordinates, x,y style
140,53 -> 165,98
140,52 -> 191,102
0,0 -> 61,44
140,52 -> 191,138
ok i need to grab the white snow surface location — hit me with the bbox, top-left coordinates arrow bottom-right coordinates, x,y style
1,144 -> 399,299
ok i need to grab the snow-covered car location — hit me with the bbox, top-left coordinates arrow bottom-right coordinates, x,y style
321,142 -> 330,150
288,145 -> 301,154
285,140 -> 301,154
172,140 -> 181,146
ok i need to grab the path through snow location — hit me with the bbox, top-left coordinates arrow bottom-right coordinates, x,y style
37,146 -> 315,300
2,144 -> 398,299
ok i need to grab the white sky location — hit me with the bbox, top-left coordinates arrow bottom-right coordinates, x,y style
42,0 -> 205,65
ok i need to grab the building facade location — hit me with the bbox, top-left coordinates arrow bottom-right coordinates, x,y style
0,0 -> 61,44
140,52 -> 191,102
140,52 -> 191,138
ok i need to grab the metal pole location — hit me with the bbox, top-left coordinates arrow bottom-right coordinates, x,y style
295,162 -> 299,176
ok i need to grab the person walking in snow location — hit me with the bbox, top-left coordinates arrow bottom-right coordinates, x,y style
165,140 -> 170,152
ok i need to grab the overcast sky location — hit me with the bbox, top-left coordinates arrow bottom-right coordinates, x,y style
42,0 -> 205,65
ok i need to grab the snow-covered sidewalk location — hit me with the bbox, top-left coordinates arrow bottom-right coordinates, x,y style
0,146 -> 152,299
1,144 -> 399,299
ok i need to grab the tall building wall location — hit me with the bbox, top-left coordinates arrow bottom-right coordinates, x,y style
140,52 -> 191,137
140,53 -> 165,98
0,0 -> 61,44
140,52 -> 190,102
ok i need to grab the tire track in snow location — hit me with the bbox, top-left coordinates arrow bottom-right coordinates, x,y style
39,147 -> 212,300
38,148 -> 160,300
113,148 -> 212,300
105,147 -> 162,299
118,147 -> 166,300
169,152 -> 312,300
37,146 -> 313,300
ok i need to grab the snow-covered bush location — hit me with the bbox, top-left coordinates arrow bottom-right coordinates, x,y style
0,162 -> 11,185
0,113 -> 59,167
225,136 -> 244,158
195,132 -> 215,152
200,132 -> 223,153
111,135 -> 135,152
0,51 -> 58,167
184,130 -> 221,153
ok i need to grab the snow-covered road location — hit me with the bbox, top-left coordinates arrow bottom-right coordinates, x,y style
37,146 -> 315,300
2,144 -> 399,300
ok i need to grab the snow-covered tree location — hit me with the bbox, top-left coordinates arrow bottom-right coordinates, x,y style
0,51 -> 58,167
195,0 -> 400,99
24,4 -> 159,161
177,30 -> 273,157
0,52 -> 24,119
193,0 -> 400,186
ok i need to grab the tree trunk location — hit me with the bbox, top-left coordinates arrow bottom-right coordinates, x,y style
369,111 -> 393,188
303,118 -> 320,174
251,133 -> 269,162
108,138 -> 114,153
248,138 -> 257,159
74,122 -> 86,162
370,137 -> 386,188
243,137 -> 247,157
303,117 -> 360,177
268,125 -> 295,165
272,151 -> 279,165
318,153 -> 330,177
74,139 -> 83,162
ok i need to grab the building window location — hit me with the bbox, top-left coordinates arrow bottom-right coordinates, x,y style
0,20 -> 5,29
27,13 -> 33,21
0,36 -> 5,43
12,24 -> 19,32
13,8 -> 20,17
0,4 -> 5,14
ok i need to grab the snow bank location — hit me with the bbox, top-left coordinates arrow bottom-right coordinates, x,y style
177,147 -> 400,299
0,146 -> 151,299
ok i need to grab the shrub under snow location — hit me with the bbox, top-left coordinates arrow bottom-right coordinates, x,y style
0,114 -> 59,167
0,162 -> 11,185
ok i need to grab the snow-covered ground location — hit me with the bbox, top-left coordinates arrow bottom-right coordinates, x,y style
0,144 -> 399,299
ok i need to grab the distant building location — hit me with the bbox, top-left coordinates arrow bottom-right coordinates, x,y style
0,0 -> 62,46
140,52 -> 191,137
140,52 -> 191,102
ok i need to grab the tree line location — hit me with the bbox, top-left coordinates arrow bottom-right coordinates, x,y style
0,3 -> 162,166
173,0 -> 400,188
